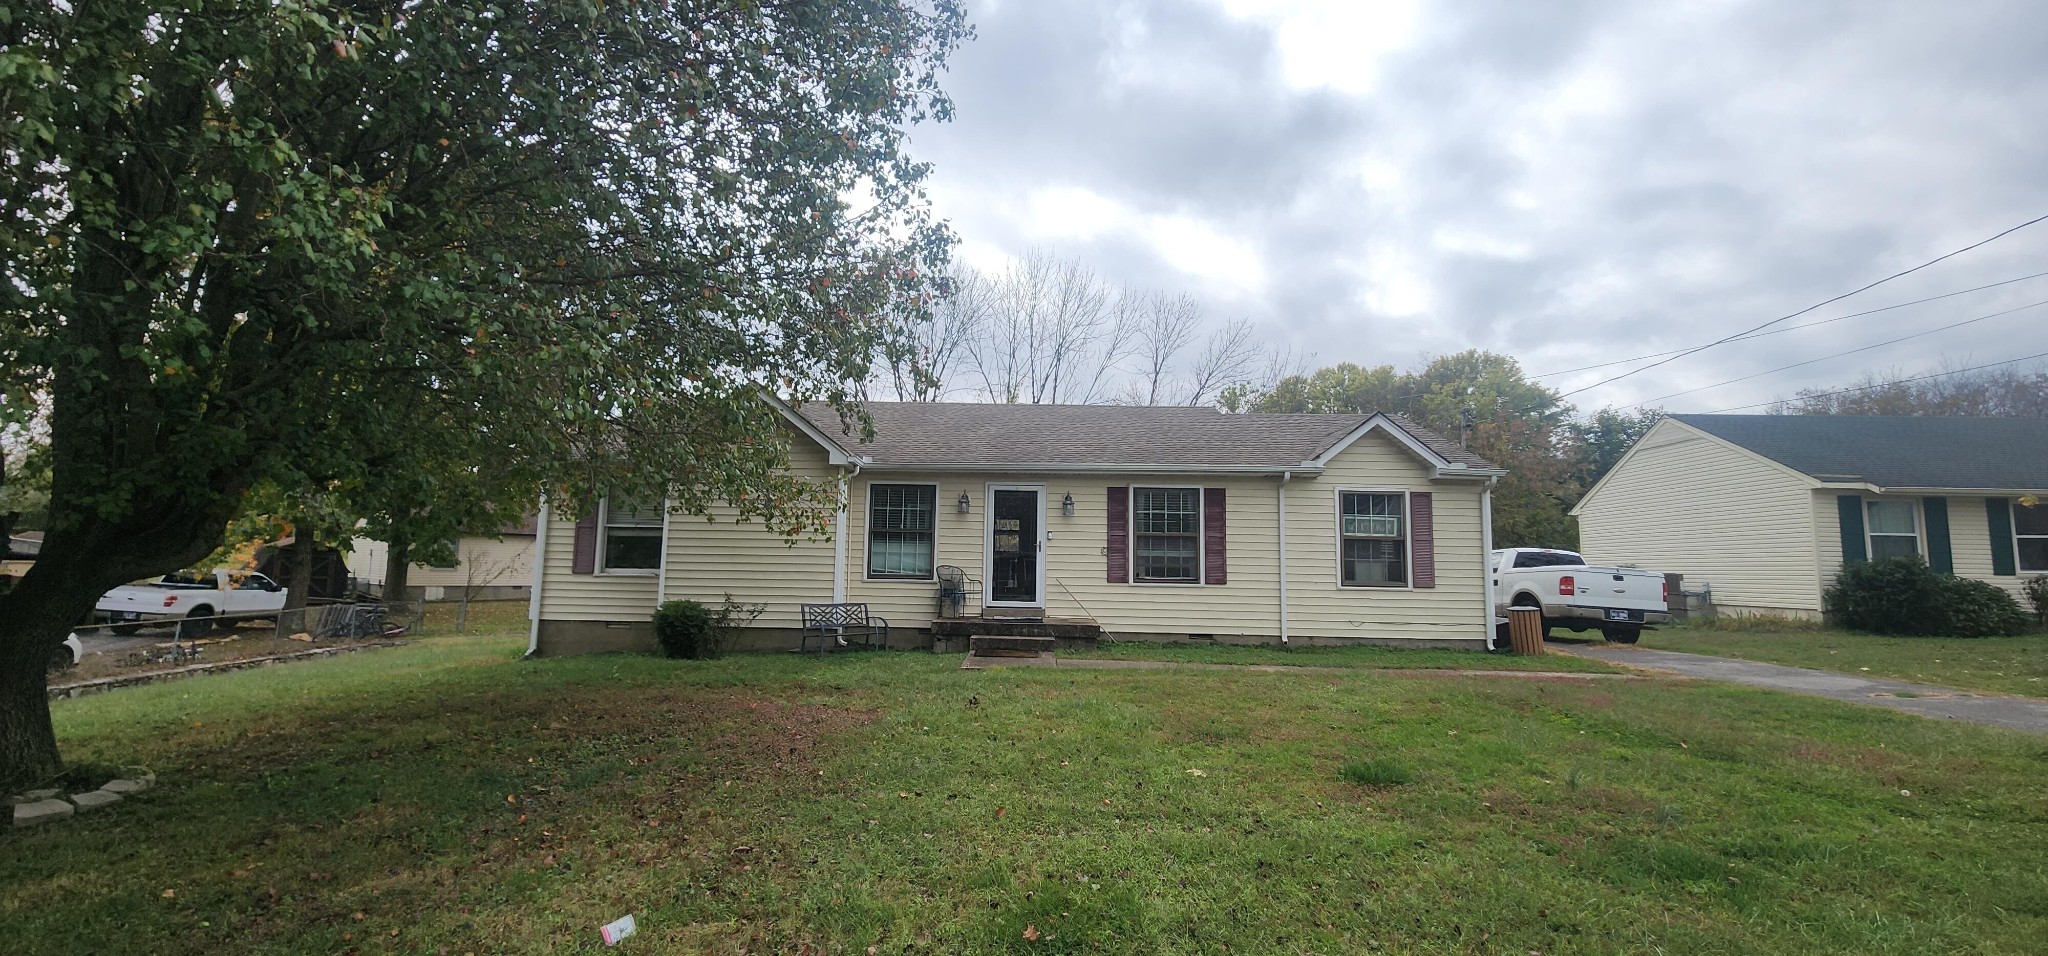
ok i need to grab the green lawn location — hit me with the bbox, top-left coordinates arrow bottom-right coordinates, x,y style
6,633 -> 2048,954
1068,639 -> 1622,673
1644,626 -> 2048,698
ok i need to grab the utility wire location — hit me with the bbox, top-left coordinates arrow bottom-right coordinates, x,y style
1633,297 -> 2048,405
1557,212 -> 2048,399
1532,270 -> 2048,378
1697,350 -> 2048,413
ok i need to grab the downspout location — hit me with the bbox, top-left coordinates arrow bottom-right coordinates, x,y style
832,463 -> 861,604
654,493 -> 673,607
524,498 -> 551,659
1277,471 -> 1292,645
1481,477 -> 1498,643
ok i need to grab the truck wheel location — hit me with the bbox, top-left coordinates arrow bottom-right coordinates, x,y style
1602,625 -> 1641,644
178,608 -> 214,641
111,624 -> 142,636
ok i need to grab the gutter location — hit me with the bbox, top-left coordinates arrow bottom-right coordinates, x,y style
1277,471 -> 1292,644
524,498 -> 550,659
853,462 -> 1326,476
654,492 -> 673,607
1481,477 -> 1498,645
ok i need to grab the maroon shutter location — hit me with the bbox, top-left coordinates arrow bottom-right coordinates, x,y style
1409,491 -> 1434,588
571,506 -> 598,575
1106,487 -> 1129,583
1203,488 -> 1227,585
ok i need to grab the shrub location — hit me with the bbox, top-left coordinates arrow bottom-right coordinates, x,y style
652,600 -> 718,659
1824,557 -> 1947,635
1824,556 -> 2029,637
1939,576 -> 2030,638
1337,757 -> 1414,788
2025,575 -> 2048,628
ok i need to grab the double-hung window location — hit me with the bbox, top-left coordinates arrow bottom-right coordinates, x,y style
600,498 -> 664,572
1864,499 -> 1921,561
1340,491 -> 1407,587
2016,500 -> 2048,573
867,484 -> 937,579
1132,488 -> 1201,583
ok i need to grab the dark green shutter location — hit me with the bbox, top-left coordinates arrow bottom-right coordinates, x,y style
1921,497 -> 1952,574
1837,495 -> 1867,564
1987,497 -> 2017,577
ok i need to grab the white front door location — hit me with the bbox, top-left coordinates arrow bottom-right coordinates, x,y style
984,484 -> 1045,607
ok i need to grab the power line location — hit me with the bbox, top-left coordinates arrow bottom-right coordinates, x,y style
1634,297 -> 2048,405
1531,270 -> 2048,378
1696,350 -> 2048,413
1556,211 -> 2048,399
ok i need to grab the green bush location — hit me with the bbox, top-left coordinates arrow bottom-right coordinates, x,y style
1939,576 -> 2030,638
1337,757 -> 1414,788
2025,575 -> 2048,628
1824,556 -> 2028,637
652,600 -> 718,660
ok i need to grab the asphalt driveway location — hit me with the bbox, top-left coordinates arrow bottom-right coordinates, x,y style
1560,644 -> 2048,735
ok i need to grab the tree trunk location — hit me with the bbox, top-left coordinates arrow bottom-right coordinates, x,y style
276,531 -> 315,636
383,532 -> 412,609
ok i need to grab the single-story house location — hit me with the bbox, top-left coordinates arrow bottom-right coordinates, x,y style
1574,414 -> 2048,618
527,401 -> 1507,656
347,516 -> 539,602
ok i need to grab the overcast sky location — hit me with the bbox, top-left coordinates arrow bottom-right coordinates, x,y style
907,0 -> 2048,412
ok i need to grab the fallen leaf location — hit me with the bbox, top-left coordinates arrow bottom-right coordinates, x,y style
161,889 -> 176,899
1022,924 -> 1041,942
996,807 -> 1006,818
506,794 -> 518,805
1185,769 -> 1207,777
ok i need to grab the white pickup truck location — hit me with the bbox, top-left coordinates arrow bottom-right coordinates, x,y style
95,569 -> 289,639
1492,548 -> 1670,644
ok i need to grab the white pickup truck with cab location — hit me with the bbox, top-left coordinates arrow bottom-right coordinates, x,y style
1492,548 -> 1669,644
94,568 -> 289,639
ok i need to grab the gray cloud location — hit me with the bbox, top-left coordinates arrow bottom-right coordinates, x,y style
910,0 -> 2048,411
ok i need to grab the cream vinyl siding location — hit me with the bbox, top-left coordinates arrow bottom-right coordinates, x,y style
658,439 -> 837,628
536,513 -> 658,622
1577,419 -> 1821,612
1284,430 -> 1488,640
1944,496 -> 2033,602
347,534 -> 535,588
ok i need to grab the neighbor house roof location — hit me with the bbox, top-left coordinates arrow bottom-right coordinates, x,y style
795,402 -> 1499,474
1671,414 -> 2048,490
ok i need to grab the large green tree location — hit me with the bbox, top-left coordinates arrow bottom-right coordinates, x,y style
1253,351 -> 1580,548
0,0 -> 965,788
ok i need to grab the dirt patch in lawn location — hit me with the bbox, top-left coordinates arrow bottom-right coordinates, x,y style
64,627 -> 399,682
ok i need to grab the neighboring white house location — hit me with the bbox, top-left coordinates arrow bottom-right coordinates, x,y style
347,516 -> 538,602
1574,414 -> 2048,617
528,400 -> 1508,656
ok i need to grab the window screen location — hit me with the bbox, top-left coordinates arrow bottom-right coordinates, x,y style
1132,488 -> 1201,582
1341,492 -> 1407,587
868,484 -> 937,579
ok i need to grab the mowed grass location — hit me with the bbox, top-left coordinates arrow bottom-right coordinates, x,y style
5,634 -> 2048,954
1068,639 -> 1622,673
1646,625 -> 2048,698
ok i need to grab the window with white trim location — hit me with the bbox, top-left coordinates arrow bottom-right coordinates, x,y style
867,484 -> 937,579
1864,499 -> 1920,561
2016,500 -> 2048,573
1132,487 -> 1201,583
1340,491 -> 1407,587
599,498 -> 664,572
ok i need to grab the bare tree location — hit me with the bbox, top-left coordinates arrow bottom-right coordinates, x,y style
878,268 -> 992,401
1182,317 -> 1266,406
1133,292 -> 1204,405
959,250 -> 1142,404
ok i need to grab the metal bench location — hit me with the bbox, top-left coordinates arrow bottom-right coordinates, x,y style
799,603 -> 891,656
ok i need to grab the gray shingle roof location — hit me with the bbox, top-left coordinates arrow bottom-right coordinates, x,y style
1672,414 -> 2048,490
796,402 -> 1497,471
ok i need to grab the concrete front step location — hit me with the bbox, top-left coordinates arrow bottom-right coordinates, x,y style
968,634 -> 1057,657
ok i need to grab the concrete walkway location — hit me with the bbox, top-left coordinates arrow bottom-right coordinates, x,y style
960,653 -> 1635,681
1558,644 -> 2048,735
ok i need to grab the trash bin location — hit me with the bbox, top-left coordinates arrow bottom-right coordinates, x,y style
1507,606 -> 1546,656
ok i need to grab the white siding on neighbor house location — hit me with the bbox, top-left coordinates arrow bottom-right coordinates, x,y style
348,534 -> 535,589
1577,420 -> 1821,612
659,439 -> 838,629
1284,430 -> 1490,640
1936,496 -> 2036,603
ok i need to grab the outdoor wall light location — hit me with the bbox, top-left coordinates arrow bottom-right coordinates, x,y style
1062,493 -> 1076,517
957,491 -> 971,513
